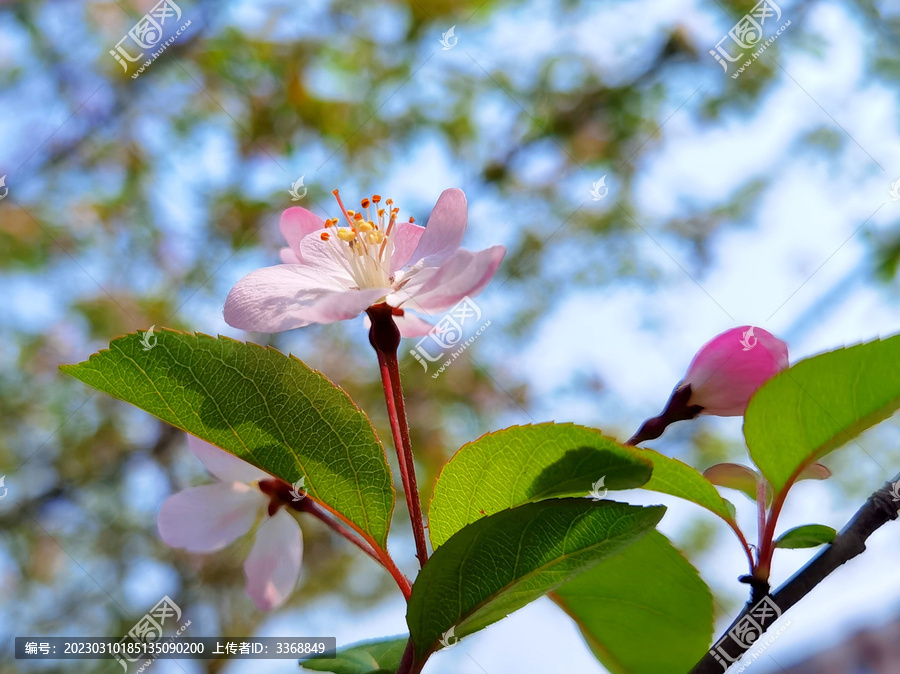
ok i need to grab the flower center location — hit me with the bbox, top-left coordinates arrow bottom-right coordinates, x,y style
322,190 -> 415,289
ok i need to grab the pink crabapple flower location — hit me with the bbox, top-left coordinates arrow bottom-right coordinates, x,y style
682,325 -> 789,416
223,188 -> 505,337
627,325 -> 789,445
157,436 -> 303,611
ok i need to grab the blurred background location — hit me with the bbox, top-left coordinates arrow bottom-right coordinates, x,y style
1,0 -> 900,671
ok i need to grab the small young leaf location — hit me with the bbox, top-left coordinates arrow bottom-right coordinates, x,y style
701,462 -> 830,507
552,531 -> 714,674
774,524 -> 837,549
301,636 -> 407,674
703,463 -> 762,503
407,499 -> 664,660
60,330 -> 395,548
429,423 -> 653,548
635,449 -> 738,524
746,335 -> 900,495
798,463 -> 832,481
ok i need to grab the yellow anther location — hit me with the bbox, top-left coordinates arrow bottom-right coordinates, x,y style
367,231 -> 385,244
357,221 -> 374,232
337,228 -> 356,241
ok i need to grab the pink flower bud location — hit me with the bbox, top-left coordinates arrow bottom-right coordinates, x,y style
682,326 -> 789,417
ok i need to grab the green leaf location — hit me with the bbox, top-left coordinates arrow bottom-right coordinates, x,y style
407,498 -> 664,660
746,335 -> 900,494
60,329 -> 394,548
774,524 -> 837,549
301,636 -> 407,674
636,449 -> 738,524
552,531 -> 713,674
428,423 -> 653,548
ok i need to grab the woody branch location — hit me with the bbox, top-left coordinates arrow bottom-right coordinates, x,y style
690,471 -> 900,674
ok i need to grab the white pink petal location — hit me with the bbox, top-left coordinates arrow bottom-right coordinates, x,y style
398,246 -> 505,314
223,264 -> 351,333
390,222 -> 426,272
243,509 -> 303,611
157,482 -> 265,553
280,208 -> 327,263
404,188 -> 467,267
187,436 -> 268,484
